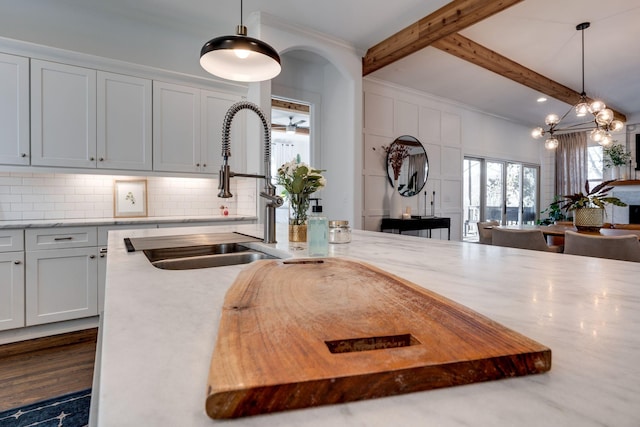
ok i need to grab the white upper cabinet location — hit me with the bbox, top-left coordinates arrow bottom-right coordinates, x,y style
31,60 -> 153,170
97,71 -> 152,170
201,89 -> 245,174
153,81 -> 244,174
31,59 -> 97,168
153,81 -> 201,173
0,52 -> 30,165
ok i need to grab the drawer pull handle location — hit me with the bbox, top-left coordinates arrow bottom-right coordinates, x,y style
54,237 -> 73,241
14,260 -> 21,265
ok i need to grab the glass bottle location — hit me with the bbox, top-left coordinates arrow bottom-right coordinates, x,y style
308,199 -> 328,256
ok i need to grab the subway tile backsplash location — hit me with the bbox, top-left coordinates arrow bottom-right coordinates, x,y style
0,172 -> 257,221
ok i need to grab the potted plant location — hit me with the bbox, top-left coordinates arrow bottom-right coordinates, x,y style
603,143 -> 632,180
561,180 -> 626,231
276,159 -> 326,242
537,196 -> 568,226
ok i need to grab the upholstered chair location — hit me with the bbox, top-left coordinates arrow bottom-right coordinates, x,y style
476,220 -> 499,244
563,230 -> 640,262
492,228 -> 563,253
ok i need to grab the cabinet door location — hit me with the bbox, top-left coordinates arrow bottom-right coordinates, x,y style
153,81 -> 201,173
26,247 -> 98,325
201,90 -> 245,174
31,59 -> 97,168
0,53 -> 29,166
97,71 -> 152,171
0,252 -> 25,331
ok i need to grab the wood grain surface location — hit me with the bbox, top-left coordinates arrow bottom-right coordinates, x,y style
205,258 -> 551,419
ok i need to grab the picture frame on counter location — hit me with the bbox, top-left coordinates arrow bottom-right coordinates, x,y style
114,179 -> 148,218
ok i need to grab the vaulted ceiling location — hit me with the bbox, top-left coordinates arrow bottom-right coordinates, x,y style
3,0 -> 639,127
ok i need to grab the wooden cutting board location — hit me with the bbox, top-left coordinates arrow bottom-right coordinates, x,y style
205,258 -> 551,419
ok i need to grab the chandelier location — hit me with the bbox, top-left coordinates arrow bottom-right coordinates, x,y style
531,22 -> 624,150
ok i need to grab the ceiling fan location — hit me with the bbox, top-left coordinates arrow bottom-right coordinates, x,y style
272,116 -> 308,135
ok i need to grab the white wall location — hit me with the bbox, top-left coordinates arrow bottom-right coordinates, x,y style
363,78 -> 541,241
257,13 -> 363,228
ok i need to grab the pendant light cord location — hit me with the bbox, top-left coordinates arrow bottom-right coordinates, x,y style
581,26 -> 585,95
240,0 -> 243,27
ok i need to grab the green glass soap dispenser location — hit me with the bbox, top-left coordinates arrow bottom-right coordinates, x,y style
308,198 -> 328,256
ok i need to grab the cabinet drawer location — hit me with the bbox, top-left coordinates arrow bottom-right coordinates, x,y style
0,229 -> 24,252
26,227 -> 97,250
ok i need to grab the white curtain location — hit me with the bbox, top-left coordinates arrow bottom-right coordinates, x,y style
556,132 -> 587,196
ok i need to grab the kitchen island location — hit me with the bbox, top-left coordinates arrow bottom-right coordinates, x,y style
96,223 -> 640,426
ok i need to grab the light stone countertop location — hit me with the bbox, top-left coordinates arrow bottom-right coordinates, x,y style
0,215 -> 256,229
97,223 -> 640,426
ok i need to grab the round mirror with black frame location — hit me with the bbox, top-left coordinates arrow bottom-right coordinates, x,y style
386,135 -> 429,197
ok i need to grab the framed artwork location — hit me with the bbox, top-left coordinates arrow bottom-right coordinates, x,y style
114,179 -> 148,218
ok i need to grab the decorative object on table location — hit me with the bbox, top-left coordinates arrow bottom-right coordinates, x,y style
376,141 -> 409,219
276,159 -> 326,242
113,179 -> 147,218
561,180 -> 626,231
530,22 -> 625,150
0,388 -> 91,427
537,196 -> 569,226
219,205 -> 229,216
328,220 -> 351,244
603,143 -> 632,180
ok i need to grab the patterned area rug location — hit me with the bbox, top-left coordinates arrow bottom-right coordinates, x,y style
0,389 -> 91,427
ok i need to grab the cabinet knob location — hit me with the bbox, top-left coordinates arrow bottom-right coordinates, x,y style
100,254 -> 105,258
89,255 -> 96,259
99,157 -> 104,162
14,260 -> 21,265
90,157 -> 95,161
21,153 -> 27,158
196,163 -> 200,167
203,163 -> 207,167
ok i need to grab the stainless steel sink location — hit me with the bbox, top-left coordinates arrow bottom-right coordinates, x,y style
143,243 -> 277,270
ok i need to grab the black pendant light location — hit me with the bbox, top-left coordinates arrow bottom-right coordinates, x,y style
200,0 -> 281,82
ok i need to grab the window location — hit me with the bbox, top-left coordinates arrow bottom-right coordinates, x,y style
587,144 -> 603,187
463,157 -> 540,241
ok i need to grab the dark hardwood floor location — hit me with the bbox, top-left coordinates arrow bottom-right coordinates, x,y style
0,328 -> 97,412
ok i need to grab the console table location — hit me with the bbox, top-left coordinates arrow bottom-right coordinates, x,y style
381,217 -> 451,240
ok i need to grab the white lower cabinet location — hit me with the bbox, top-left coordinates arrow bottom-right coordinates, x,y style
25,227 -> 99,326
0,251 -> 25,331
0,230 -> 25,332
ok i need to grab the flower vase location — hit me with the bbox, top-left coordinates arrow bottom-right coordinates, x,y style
288,193 -> 309,242
610,166 -> 619,180
620,165 -> 628,180
390,179 -> 402,219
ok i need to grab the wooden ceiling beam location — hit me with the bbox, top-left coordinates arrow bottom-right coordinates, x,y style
362,0 -> 523,76
431,33 -> 627,122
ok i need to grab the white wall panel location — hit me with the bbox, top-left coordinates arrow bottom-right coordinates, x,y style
442,112 -> 461,146
441,179 -> 462,211
419,106 -> 441,143
395,100 -> 419,136
364,92 -> 393,137
441,146 -> 462,178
